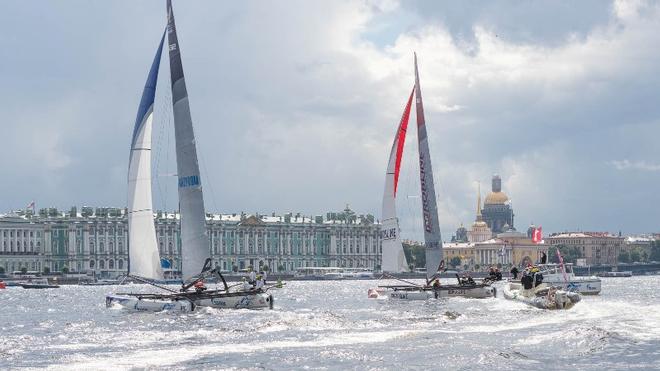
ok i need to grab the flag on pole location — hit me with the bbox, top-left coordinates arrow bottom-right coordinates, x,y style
532,226 -> 543,244
26,201 -> 35,210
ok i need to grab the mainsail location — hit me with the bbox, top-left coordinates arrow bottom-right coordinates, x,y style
127,33 -> 165,280
381,88 -> 414,273
413,53 -> 443,282
167,0 -> 209,279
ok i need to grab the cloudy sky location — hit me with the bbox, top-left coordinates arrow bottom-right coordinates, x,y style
1,0 -> 659,239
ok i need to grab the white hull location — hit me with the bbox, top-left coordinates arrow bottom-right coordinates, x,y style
195,292 -> 272,309
106,294 -> 193,312
502,283 -> 581,310
369,285 -> 494,300
106,291 -> 273,312
534,264 -> 601,295
543,278 -> 601,295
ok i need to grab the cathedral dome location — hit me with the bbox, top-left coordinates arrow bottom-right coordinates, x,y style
484,191 -> 509,205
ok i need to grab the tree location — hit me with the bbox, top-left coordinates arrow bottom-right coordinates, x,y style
232,265 -> 239,273
61,266 -> 69,274
43,266 -> 50,274
474,264 -> 480,271
0,267 -> 5,274
651,240 -> 660,262
20,267 -> 28,275
449,256 -> 461,268
618,251 -> 630,264
463,264 -> 469,271
277,264 -> 285,272
261,264 -> 270,272
549,244 -> 582,264
496,263 -> 503,269
629,249 -> 641,263
403,242 -> 426,268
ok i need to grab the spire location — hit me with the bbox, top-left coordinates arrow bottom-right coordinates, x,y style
476,182 -> 483,221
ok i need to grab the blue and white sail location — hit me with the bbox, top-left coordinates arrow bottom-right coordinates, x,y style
127,33 -> 165,280
413,53 -> 443,282
167,0 -> 209,280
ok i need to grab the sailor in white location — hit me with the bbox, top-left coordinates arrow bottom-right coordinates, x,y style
241,277 -> 251,291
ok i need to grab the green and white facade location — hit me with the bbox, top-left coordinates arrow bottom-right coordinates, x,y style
0,206 -> 382,278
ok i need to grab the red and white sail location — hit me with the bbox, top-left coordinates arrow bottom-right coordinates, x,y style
380,88 -> 414,273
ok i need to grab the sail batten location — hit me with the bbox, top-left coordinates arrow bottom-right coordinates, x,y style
381,88 -> 414,273
413,53 -> 443,281
127,33 -> 166,280
167,0 -> 209,280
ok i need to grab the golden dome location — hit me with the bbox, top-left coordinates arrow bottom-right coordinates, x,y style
472,220 -> 488,229
484,191 -> 508,205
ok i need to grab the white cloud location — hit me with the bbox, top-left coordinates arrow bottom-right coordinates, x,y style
609,160 -> 660,172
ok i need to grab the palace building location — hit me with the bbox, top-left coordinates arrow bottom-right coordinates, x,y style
0,205 -> 382,278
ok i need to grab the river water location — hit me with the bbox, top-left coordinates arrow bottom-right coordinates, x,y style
1,276 -> 659,370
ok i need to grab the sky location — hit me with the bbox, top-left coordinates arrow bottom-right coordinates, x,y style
1,0 -> 659,240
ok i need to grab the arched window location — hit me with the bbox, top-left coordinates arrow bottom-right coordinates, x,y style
118,259 -> 124,270
99,260 -> 105,269
109,260 -> 114,269
89,260 -> 95,268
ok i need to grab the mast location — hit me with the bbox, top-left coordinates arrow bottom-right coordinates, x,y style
127,33 -> 165,280
167,0 -> 209,279
381,88 -> 414,273
413,53 -> 443,282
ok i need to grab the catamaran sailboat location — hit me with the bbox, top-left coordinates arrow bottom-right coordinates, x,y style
369,54 -> 494,300
106,1 -> 272,312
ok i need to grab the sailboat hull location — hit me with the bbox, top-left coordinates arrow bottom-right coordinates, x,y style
106,290 -> 273,312
106,294 -> 193,312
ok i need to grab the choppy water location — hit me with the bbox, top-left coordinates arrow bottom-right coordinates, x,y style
1,276 -> 659,370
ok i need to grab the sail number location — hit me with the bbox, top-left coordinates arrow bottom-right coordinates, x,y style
178,175 -> 200,188
381,228 -> 397,240
448,289 -> 466,295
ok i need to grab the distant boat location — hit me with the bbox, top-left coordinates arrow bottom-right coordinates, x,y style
598,271 -> 632,278
106,1 -> 272,312
369,54 -> 493,300
20,278 -> 59,289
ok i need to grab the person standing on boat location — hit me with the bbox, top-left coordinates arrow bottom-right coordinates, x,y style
432,279 -> 441,289
248,268 -> 256,285
260,270 -> 267,284
540,251 -> 548,264
510,266 -> 519,279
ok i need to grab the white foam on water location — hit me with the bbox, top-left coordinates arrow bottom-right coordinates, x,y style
51,329 -> 416,370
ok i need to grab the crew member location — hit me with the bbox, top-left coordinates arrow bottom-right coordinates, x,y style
432,278 -> 441,289
495,268 -> 503,281
540,251 -> 548,264
255,275 -> 265,290
241,277 -> 251,291
193,281 -> 207,293
248,268 -> 256,284
510,266 -> 519,279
